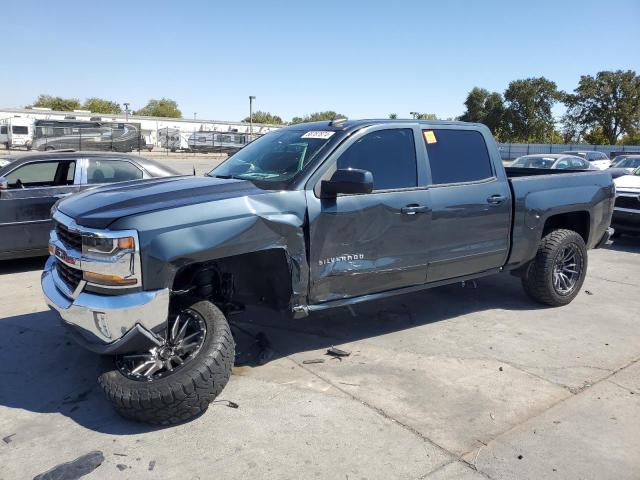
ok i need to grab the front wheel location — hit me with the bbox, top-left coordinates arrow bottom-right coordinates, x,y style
98,300 -> 234,425
522,229 -> 587,306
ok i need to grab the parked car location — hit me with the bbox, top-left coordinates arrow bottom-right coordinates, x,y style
560,150 -> 611,170
0,151 -> 180,260
612,167 -> 640,236
608,155 -> 640,178
509,154 -> 594,170
42,120 -> 615,425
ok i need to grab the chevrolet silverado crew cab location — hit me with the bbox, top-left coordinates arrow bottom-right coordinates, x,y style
41,119 -> 615,425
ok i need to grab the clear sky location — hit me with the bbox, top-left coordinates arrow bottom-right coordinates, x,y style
2,0 -> 639,122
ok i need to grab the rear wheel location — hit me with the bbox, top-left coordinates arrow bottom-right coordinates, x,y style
98,300 -> 234,425
522,229 -> 587,306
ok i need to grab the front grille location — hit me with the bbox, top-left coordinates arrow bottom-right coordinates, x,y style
55,259 -> 83,292
55,222 -> 82,251
615,195 -> 640,211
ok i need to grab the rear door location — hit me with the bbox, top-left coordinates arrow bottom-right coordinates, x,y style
422,128 -> 511,282
306,124 -> 432,303
0,159 -> 80,255
82,157 -> 144,185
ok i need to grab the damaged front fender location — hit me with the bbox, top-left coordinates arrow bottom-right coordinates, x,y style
110,190 -> 310,310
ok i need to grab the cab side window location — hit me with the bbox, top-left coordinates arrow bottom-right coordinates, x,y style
336,129 -> 417,191
5,161 -> 75,188
87,159 -> 143,184
423,129 -> 493,184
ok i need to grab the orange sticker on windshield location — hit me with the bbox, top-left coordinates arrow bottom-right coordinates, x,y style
423,130 -> 437,144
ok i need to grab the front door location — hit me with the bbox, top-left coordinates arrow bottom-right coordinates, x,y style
306,125 -> 432,303
0,159 -> 80,256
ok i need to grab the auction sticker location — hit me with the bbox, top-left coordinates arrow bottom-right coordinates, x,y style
301,131 -> 335,139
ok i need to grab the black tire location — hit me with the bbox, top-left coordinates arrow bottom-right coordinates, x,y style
98,300 -> 234,425
522,229 -> 587,306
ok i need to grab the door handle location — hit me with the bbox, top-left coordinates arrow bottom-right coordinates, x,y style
401,204 -> 431,215
487,194 -> 507,205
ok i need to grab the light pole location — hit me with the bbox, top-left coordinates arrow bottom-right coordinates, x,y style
124,103 -> 130,121
248,95 -> 256,139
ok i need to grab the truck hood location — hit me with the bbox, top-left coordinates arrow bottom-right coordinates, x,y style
57,176 -> 266,229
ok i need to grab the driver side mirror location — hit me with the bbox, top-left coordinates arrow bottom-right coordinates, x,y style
321,168 -> 373,198
0,177 -> 7,191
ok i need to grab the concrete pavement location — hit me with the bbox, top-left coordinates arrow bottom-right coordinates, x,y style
0,238 -> 638,479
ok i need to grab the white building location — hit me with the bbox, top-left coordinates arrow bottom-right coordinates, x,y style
0,107 -> 282,147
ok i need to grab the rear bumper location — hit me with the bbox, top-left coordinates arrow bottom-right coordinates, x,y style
612,210 -> 640,234
41,256 -> 169,354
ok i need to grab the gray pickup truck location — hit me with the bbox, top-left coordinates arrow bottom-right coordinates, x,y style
41,119 -> 615,425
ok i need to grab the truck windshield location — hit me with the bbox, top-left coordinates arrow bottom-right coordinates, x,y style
208,129 -> 334,185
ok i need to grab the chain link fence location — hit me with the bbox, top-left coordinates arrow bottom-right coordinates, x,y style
498,143 -> 640,161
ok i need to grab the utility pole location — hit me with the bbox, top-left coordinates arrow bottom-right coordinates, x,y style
124,103 -> 130,121
249,95 -> 256,140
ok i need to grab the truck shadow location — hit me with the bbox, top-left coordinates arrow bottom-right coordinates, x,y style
232,272 -> 547,367
0,256 -> 48,275
0,311 -> 160,435
608,235 -> 640,254
0,273 -> 545,434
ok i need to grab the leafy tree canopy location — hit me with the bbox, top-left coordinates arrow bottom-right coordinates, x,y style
83,97 -> 122,114
134,98 -> 182,118
31,94 -> 81,112
242,110 -> 283,124
290,111 -> 346,124
564,70 -> 640,145
459,87 -> 505,137
502,77 -> 561,143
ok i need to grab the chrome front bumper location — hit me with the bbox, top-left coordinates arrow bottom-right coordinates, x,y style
42,256 -> 169,354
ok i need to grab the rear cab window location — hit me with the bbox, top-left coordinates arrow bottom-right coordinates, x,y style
422,129 -> 494,184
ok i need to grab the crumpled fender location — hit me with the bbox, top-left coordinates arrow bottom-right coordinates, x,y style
110,190 -> 309,308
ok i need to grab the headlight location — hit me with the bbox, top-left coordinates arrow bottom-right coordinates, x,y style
81,234 -> 140,288
82,236 -> 135,257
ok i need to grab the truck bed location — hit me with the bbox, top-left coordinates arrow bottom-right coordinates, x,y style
505,168 -> 615,269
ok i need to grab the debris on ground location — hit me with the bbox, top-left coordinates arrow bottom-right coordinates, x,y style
2,433 -> 16,444
61,389 -> 91,405
499,366 -> 503,371
148,460 -> 156,471
113,453 -> 127,457
326,347 -> 351,359
302,359 -> 325,365
116,464 -> 128,471
213,400 -> 239,409
585,290 -> 593,295
33,451 -> 104,480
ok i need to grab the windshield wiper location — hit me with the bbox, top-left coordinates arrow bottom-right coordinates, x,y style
211,174 -> 238,179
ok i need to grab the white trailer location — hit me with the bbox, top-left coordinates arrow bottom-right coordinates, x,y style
0,117 -> 34,149
157,127 -> 190,151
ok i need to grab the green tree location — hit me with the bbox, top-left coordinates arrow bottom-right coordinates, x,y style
412,113 -> 438,120
242,111 -> 283,124
502,77 -> 561,142
564,70 -> 640,145
32,94 -> 81,112
83,97 -> 122,114
290,111 -> 346,124
388,113 -> 398,119
134,98 -> 182,118
583,127 -> 610,145
621,129 -> 640,145
459,87 -> 505,136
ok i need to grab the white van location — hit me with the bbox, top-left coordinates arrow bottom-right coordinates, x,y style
0,117 -> 34,150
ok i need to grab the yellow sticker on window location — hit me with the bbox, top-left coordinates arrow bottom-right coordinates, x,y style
423,130 -> 437,144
